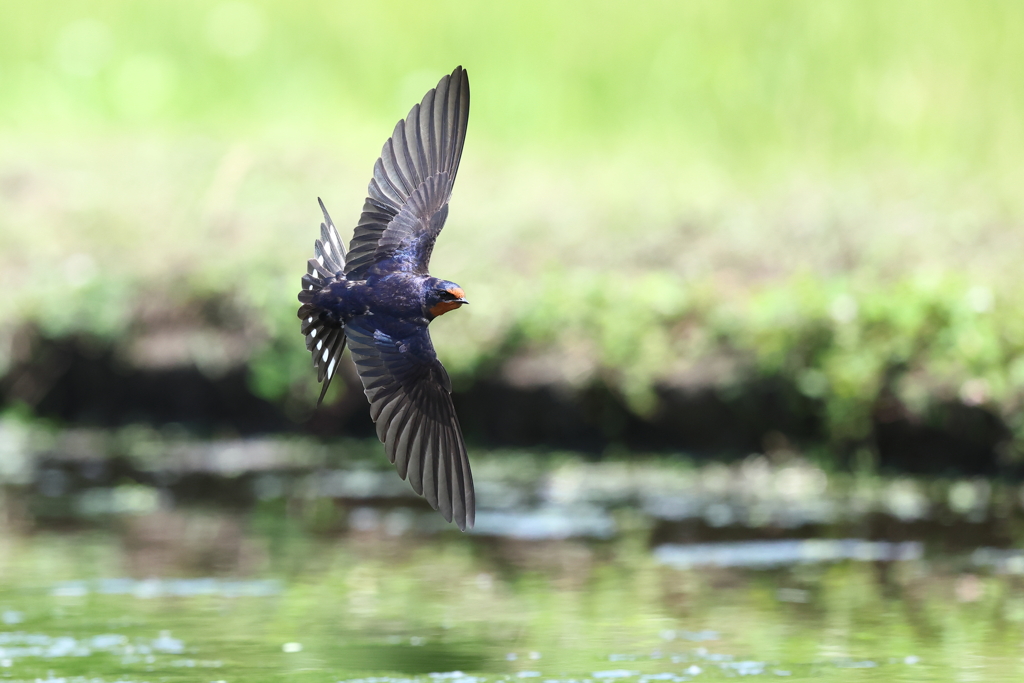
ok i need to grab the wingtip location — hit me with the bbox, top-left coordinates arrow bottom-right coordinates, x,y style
317,197 -> 332,225
316,379 -> 331,407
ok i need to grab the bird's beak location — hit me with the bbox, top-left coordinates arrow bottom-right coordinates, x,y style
455,298 -> 469,305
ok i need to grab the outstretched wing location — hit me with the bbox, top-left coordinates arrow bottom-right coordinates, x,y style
345,66 -> 470,279
297,199 -> 348,406
344,315 -> 475,530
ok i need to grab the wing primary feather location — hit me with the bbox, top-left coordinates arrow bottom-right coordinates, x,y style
435,419 -> 452,524
413,89 -> 431,180
390,402 -> 415,473
396,408 -> 418,482
399,106 -> 421,187
384,401 -> 411,466
408,415 -> 428,499
372,158 -> 404,206
449,67 -> 469,192
385,128 -> 413,197
437,72 -> 451,188
370,394 -> 393,431
432,417 -> 448,519
441,422 -> 462,530
364,178 -> 391,212
419,418 -> 439,512
432,417 -> 446,520
453,426 -> 469,531
456,418 -> 475,529
440,70 -> 452,180
423,82 -> 439,180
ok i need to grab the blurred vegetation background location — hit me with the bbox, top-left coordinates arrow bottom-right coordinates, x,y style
3,0 -> 1024,467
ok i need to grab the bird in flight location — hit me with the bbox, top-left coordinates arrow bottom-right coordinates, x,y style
297,67 -> 474,530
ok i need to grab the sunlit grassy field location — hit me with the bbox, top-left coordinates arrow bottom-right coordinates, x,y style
3,1 -> 1024,448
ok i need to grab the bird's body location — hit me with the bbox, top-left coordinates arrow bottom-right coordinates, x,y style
297,67 -> 475,530
314,272 -> 463,323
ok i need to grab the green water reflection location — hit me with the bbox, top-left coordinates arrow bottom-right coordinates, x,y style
2,514 -> 1024,682
3,442 -> 1024,681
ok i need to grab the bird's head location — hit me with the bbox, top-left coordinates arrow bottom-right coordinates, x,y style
424,279 -> 469,319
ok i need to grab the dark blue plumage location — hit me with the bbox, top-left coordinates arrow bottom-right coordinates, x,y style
296,67 -> 474,530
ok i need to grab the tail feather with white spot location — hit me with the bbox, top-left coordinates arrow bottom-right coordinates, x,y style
297,199 -> 348,406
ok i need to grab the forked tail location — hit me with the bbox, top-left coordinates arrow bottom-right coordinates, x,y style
297,199 -> 348,406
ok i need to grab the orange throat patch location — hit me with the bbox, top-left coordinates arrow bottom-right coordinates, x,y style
429,301 -> 463,317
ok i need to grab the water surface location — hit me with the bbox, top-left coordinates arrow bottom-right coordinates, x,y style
3,439 -> 1024,681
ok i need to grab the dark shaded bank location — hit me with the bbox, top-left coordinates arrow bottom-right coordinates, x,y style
1,332 -> 1015,478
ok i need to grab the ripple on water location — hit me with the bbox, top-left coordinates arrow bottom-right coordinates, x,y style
331,650 -> 926,683
592,670 -> 641,679
471,506 -> 616,540
49,577 -> 281,598
654,539 -> 923,569
0,631 -> 184,663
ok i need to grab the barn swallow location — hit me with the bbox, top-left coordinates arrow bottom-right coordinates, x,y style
296,67 -> 474,530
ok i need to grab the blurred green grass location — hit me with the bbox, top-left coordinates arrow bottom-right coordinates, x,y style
3,1 -> 1024,450
4,1 -> 1024,173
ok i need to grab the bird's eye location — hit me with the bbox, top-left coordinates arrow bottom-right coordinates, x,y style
438,289 -> 455,300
